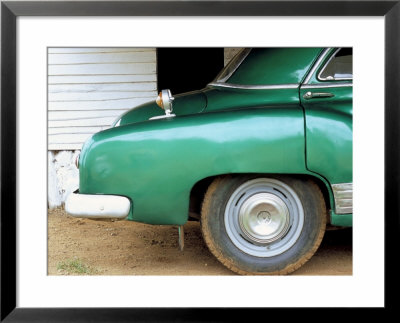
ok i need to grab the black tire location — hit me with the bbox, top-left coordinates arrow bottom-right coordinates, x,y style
200,175 -> 327,275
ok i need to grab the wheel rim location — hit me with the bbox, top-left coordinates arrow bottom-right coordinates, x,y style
224,178 -> 304,257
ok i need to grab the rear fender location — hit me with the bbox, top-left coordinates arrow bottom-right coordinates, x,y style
80,106 -> 307,225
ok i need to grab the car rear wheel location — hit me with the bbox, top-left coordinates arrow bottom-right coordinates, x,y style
200,175 -> 327,275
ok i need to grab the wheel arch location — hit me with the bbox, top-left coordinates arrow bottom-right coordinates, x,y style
189,173 -> 334,223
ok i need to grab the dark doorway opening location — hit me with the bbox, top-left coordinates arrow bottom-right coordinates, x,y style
157,48 -> 224,94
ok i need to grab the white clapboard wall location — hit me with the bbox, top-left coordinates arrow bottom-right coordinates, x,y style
48,48 -> 158,150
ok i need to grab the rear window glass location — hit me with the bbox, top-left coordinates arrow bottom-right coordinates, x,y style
319,48 -> 352,80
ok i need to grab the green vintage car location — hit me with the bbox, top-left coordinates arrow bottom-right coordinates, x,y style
66,48 -> 352,275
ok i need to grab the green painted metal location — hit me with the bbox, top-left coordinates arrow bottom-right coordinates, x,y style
299,48 -> 352,185
77,47 -> 352,226
300,86 -> 352,184
79,107 -> 306,225
227,48 -> 322,85
204,87 -> 299,111
330,210 -> 352,227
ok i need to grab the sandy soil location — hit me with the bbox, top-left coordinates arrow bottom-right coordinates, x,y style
48,208 -> 352,276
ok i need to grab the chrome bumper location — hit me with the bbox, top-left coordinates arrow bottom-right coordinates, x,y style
65,191 -> 130,219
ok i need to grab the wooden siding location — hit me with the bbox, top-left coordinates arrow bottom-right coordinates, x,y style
48,48 -> 157,150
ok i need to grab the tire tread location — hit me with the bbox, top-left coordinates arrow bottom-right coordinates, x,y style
201,176 -> 327,275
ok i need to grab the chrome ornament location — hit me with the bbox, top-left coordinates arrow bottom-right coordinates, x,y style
151,89 -> 176,120
74,153 -> 80,169
332,183 -> 353,214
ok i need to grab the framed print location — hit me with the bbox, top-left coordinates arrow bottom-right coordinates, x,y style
1,0 -> 398,321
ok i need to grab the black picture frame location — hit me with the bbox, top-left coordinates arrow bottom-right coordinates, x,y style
1,0 -> 398,321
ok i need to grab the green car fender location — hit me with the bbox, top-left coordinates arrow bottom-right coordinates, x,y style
79,105 -> 332,225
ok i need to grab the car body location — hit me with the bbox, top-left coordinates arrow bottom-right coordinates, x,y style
66,47 -> 352,275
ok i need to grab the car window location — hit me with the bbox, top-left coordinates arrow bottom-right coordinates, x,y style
319,48 -> 352,81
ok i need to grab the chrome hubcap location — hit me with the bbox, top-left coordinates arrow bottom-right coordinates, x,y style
224,178 -> 304,258
239,193 -> 290,244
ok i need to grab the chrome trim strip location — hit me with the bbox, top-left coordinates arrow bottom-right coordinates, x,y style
301,83 -> 352,89
216,48 -> 251,83
332,183 -> 353,214
208,82 -> 299,90
303,48 -> 332,84
149,113 -> 176,120
318,48 -> 353,81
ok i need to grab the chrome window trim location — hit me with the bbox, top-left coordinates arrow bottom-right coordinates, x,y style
208,82 -> 299,90
214,48 -> 252,83
301,83 -> 352,89
332,183 -> 353,214
303,48 -> 332,84
318,48 -> 353,81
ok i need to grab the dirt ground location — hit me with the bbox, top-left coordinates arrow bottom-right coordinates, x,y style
48,208 -> 352,276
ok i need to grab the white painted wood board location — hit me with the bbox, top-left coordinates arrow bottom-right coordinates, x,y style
48,47 -> 158,150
